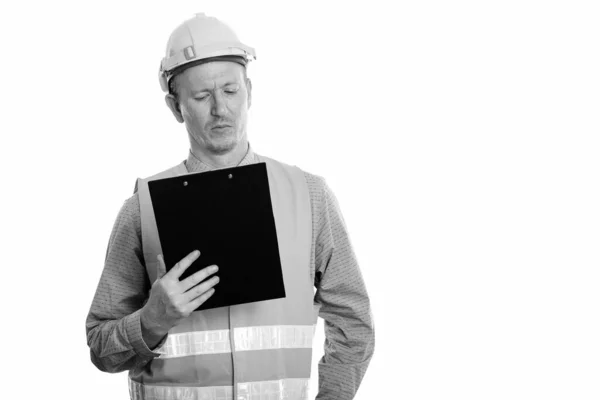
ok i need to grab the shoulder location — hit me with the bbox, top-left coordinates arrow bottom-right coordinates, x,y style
119,192 -> 141,227
105,191 -> 142,242
293,165 -> 340,216
123,192 -> 140,213
301,169 -> 328,201
136,161 -> 187,185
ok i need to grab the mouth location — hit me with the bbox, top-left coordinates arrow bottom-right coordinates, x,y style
212,124 -> 232,129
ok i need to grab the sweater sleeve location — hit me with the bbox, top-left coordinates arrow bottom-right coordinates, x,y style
85,194 -> 167,373
310,176 -> 375,399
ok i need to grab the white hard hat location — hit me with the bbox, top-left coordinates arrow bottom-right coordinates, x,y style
159,13 -> 256,93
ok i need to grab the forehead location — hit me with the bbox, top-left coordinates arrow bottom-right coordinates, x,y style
177,61 -> 245,90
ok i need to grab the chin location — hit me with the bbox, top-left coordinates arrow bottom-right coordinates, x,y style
207,137 -> 238,155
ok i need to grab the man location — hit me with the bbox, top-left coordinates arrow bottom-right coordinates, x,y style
86,13 -> 374,400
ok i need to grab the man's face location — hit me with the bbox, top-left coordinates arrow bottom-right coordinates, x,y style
171,61 -> 251,156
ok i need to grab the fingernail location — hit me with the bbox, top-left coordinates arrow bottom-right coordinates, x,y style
194,250 -> 200,256
212,265 -> 219,272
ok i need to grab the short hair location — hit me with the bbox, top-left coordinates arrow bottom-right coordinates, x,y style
168,59 -> 249,100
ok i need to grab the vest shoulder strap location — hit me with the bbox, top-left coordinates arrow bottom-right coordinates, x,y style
134,161 -> 187,281
133,161 -> 188,194
258,155 -> 306,186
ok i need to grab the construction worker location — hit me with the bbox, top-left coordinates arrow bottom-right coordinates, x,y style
86,13 -> 374,400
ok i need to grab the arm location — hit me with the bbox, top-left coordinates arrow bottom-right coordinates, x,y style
85,194 -> 167,373
313,178 -> 375,399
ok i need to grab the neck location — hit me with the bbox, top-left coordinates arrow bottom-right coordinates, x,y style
190,139 -> 249,169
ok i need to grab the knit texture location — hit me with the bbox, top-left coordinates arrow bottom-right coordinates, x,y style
86,143 -> 374,399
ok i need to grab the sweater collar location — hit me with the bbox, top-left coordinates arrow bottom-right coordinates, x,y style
184,142 -> 258,173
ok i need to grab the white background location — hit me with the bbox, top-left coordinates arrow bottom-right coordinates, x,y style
1,0 -> 599,399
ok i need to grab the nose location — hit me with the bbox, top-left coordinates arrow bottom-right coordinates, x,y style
210,92 -> 227,117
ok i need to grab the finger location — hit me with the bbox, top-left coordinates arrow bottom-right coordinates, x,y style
167,250 -> 201,279
183,275 -> 220,303
180,264 -> 219,292
156,254 -> 167,281
186,287 -> 216,313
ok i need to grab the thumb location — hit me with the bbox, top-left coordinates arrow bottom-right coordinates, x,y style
156,254 -> 167,281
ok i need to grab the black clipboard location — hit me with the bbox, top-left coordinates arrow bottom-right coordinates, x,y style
148,162 -> 286,311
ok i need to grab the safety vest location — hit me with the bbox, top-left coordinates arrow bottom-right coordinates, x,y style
128,154 -> 318,400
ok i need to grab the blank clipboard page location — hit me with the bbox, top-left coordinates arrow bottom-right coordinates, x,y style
148,162 -> 286,311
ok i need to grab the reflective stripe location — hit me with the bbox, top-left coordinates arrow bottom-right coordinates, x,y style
129,378 -> 309,400
156,329 -> 231,358
129,379 -> 232,400
156,325 -> 315,358
238,378 -> 309,400
234,325 -> 315,351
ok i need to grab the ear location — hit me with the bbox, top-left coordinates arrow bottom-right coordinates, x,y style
246,78 -> 252,109
165,94 -> 184,123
